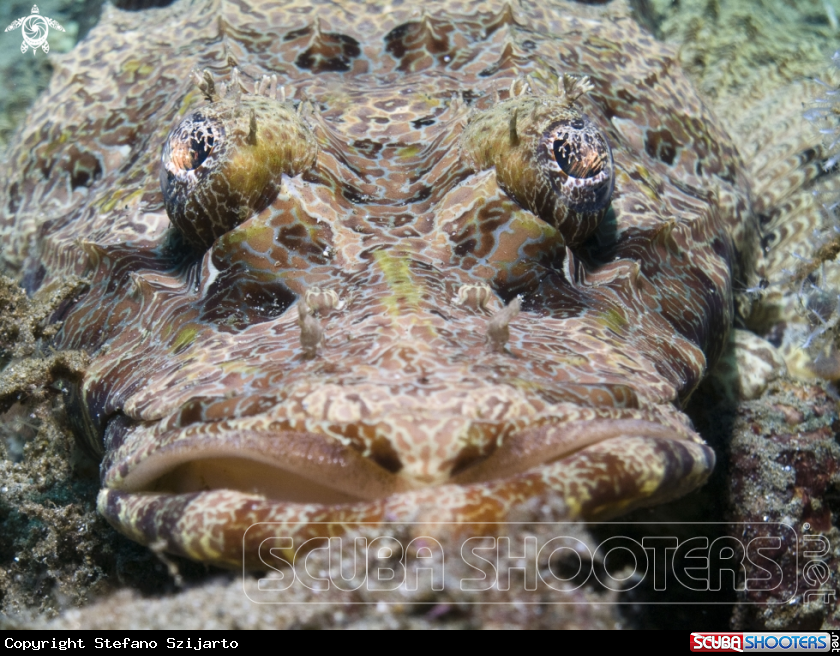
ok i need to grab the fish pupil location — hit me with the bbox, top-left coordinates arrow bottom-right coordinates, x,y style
186,130 -> 214,169
553,137 -> 602,179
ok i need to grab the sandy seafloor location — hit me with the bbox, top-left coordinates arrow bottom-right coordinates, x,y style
1,0 -> 839,629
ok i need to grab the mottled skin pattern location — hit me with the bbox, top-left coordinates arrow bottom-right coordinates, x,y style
0,0 -> 760,568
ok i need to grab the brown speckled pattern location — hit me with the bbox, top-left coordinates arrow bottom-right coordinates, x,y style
0,0 -> 761,568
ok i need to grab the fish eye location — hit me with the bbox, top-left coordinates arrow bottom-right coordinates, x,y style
541,116 -> 614,215
461,96 -> 614,246
167,117 -> 218,171
163,113 -> 223,181
161,89 -> 317,251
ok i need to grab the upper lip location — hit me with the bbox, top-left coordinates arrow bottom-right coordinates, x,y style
102,385 -> 696,507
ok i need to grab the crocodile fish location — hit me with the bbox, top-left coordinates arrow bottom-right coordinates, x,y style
0,0 -> 769,568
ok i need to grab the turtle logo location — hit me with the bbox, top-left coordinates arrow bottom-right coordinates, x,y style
4,5 -> 64,55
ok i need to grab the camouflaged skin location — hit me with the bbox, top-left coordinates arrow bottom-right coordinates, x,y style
0,0 -> 765,568
726,78 -> 840,378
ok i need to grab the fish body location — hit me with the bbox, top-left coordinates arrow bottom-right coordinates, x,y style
0,0 -> 760,567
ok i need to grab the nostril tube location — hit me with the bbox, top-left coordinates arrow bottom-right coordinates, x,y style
298,301 -> 323,359
486,296 -> 521,352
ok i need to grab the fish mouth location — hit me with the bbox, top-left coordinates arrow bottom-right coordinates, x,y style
111,425 -> 404,505
95,385 -> 715,568
97,412 -> 715,568
96,383 -> 714,569
103,378 -> 676,498
103,403 -> 703,506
